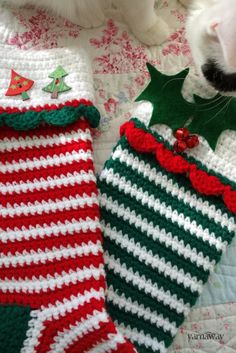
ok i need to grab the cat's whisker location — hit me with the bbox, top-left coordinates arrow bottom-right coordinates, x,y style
203,97 -> 232,125
194,94 -> 224,107
161,77 -> 186,92
198,96 -> 228,112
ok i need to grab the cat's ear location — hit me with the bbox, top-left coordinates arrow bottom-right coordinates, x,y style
208,11 -> 236,70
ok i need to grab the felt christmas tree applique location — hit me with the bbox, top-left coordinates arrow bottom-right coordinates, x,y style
43,65 -> 71,99
5,70 -> 34,101
136,63 -> 236,151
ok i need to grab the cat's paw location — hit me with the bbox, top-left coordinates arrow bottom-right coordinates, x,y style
132,17 -> 170,46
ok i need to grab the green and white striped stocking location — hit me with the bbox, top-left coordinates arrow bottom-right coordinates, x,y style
99,118 -> 236,353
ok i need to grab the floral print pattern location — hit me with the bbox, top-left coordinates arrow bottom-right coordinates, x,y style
7,8 -> 80,49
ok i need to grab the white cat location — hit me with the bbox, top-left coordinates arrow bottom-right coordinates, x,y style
1,0 -> 170,46
181,0 -> 236,93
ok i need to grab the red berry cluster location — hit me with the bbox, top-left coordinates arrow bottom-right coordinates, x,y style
173,128 -> 199,153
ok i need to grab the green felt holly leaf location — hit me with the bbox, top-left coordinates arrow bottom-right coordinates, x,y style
136,63 -> 196,131
188,94 -> 236,150
136,63 -> 236,150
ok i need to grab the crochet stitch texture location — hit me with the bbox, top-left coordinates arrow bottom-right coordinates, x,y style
0,100 -> 100,131
0,44 -> 137,353
0,45 -> 99,131
99,118 -> 236,353
0,119 -> 136,353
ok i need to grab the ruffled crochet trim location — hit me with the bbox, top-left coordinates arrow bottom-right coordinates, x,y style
120,119 -> 236,215
0,99 -> 100,130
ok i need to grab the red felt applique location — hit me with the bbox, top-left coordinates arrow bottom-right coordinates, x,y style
5,70 -> 34,101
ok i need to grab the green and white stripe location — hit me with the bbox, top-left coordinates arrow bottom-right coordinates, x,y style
105,254 -> 190,315
110,146 -> 235,232
107,287 -> 177,336
99,126 -> 236,353
117,323 -> 166,353
102,224 -> 202,293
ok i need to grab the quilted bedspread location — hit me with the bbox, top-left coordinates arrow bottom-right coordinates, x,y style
0,0 -> 235,352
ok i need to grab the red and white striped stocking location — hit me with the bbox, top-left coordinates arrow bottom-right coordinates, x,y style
0,118 -> 136,353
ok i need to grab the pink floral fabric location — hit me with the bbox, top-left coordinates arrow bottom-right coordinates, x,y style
168,302 -> 236,353
7,8 -> 80,49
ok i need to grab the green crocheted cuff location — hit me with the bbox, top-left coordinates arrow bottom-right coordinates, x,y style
0,100 -> 100,131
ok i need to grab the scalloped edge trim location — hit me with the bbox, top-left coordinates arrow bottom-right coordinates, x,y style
0,99 -> 100,131
133,118 -> 236,191
120,120 -> 236,215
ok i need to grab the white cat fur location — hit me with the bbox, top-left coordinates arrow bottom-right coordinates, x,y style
183,0 -> 236,92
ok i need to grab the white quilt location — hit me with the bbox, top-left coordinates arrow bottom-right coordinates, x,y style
0,1 -> 235,351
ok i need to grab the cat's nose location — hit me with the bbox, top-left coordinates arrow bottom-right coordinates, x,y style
201,60 -> 236,92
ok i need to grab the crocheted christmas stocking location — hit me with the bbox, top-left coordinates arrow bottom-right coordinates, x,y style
0,46 -> 136,353
99,118 -> 236,353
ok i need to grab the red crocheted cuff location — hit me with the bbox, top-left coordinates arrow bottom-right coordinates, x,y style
120,119 -> 236,215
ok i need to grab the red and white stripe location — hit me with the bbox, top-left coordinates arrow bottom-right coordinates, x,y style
0,217 -> 101,243
0,119 -> 136,353
1,192 -> 99,217
0,241 -> 103,268
22,288 -> 136,353
0,119 -> 92,153
0,170 -> 96,195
